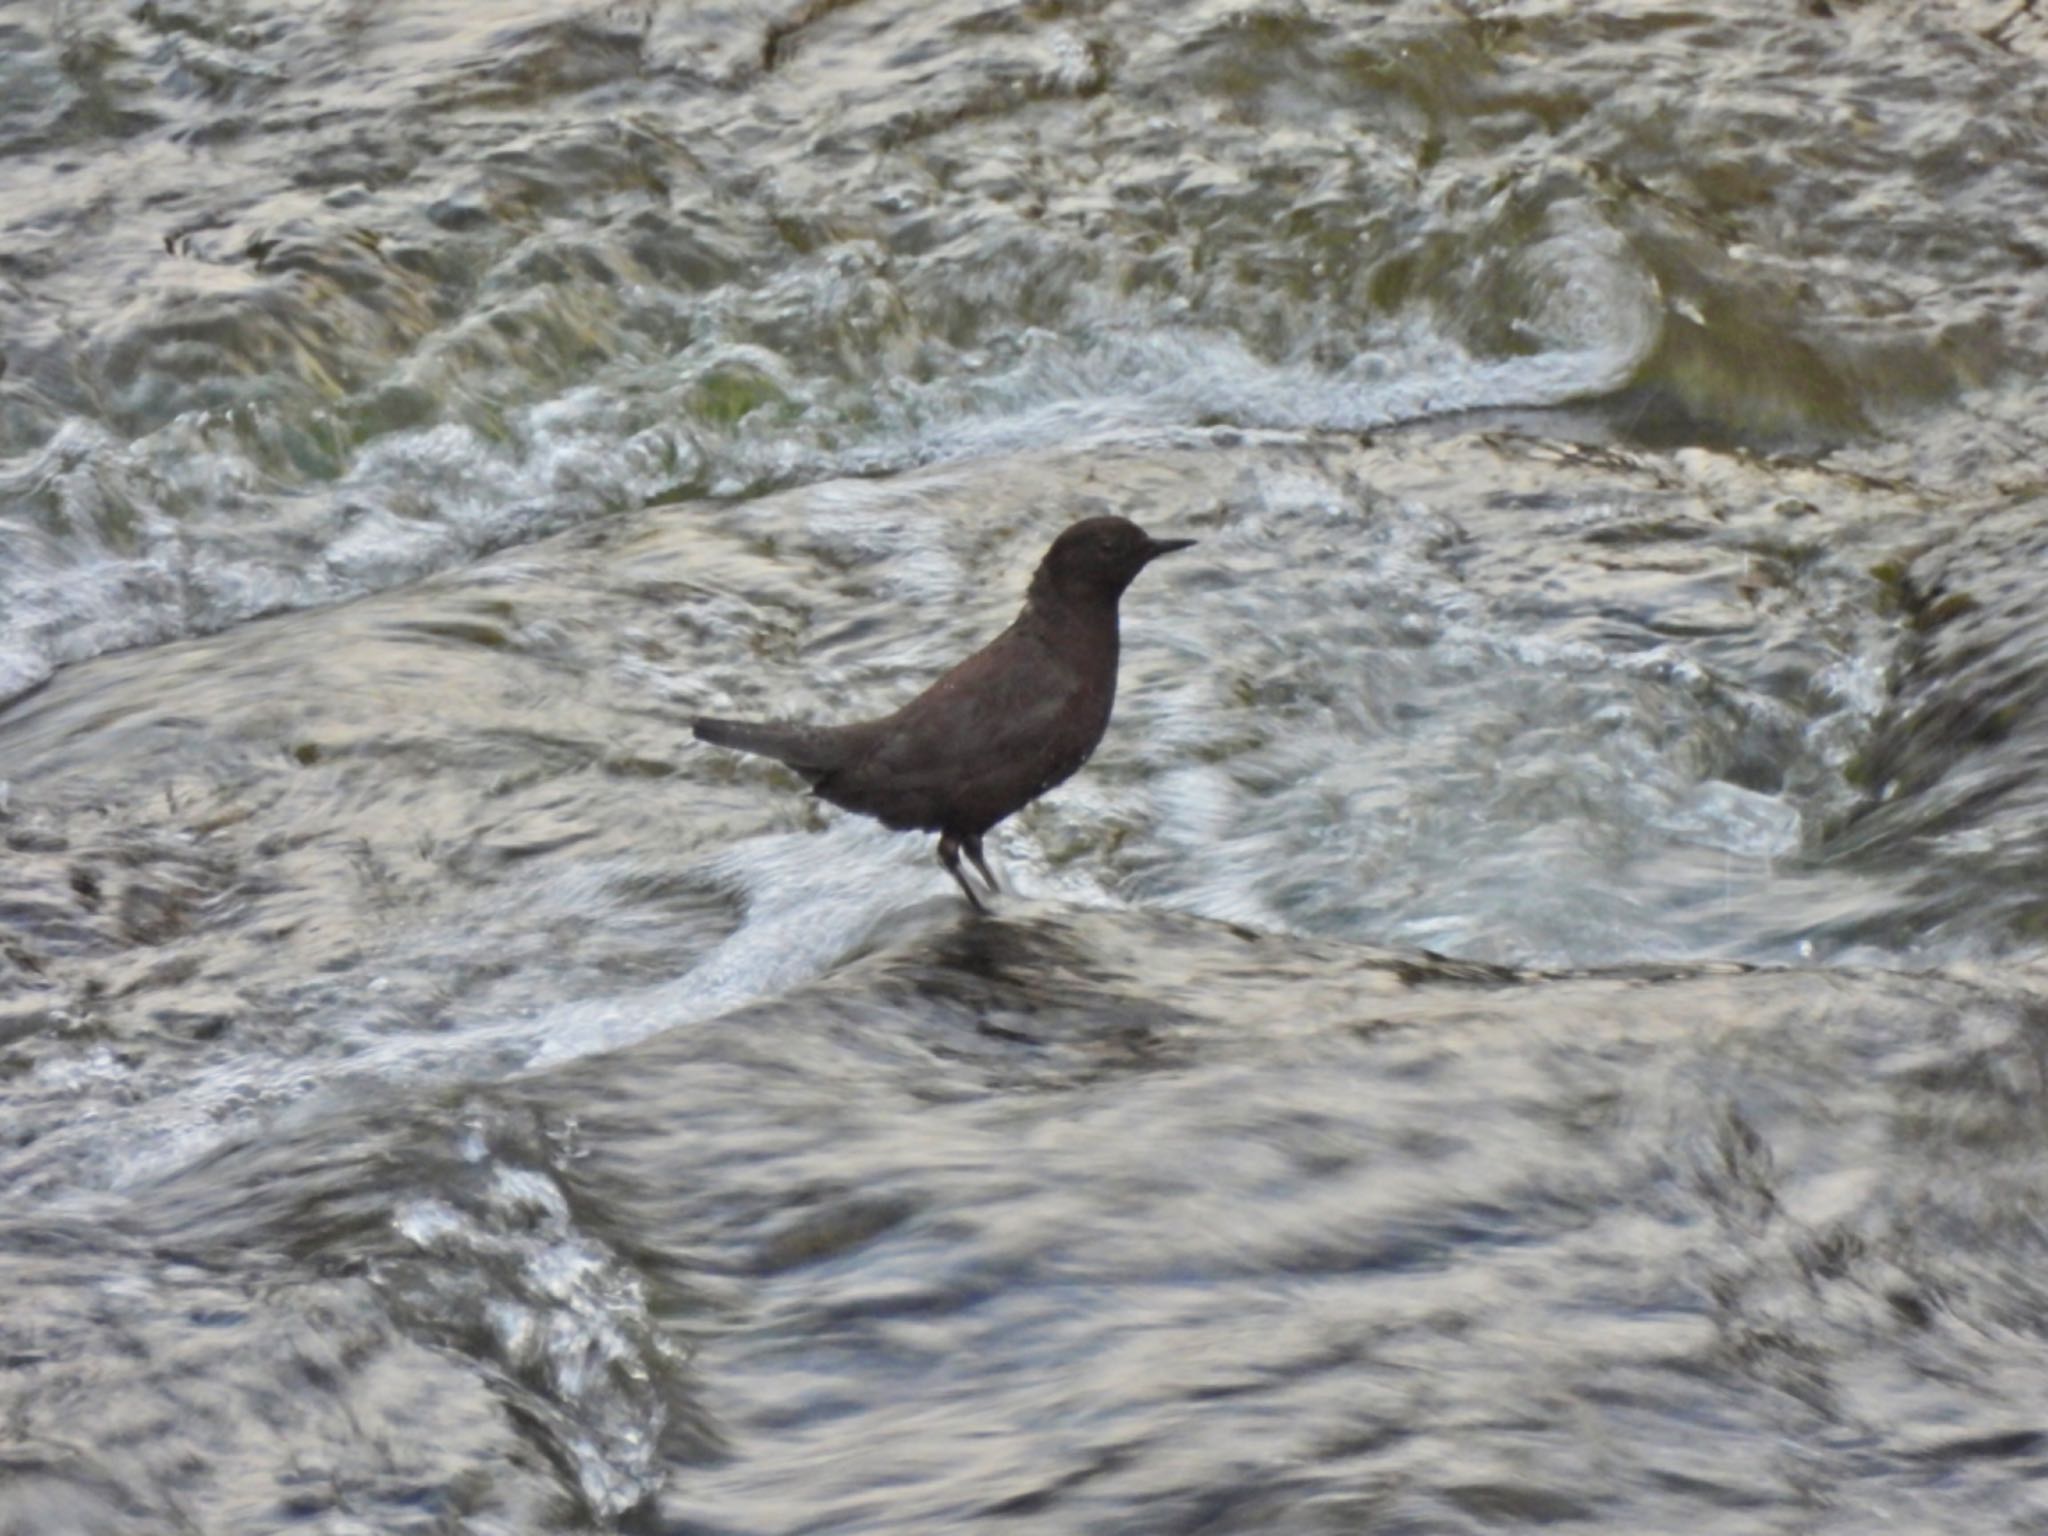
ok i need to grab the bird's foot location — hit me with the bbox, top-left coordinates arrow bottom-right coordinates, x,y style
938,834 -> 992,914
961,834 -> 1001,896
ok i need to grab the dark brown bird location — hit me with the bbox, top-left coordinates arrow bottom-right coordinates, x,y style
693,515 -> 1195,910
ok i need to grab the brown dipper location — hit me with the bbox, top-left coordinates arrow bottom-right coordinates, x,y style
693,515 -> 1195,910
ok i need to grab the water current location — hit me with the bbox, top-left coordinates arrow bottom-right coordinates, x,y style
5,0 -> 2048,1530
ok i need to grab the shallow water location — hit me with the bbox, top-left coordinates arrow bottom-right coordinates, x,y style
5,0 -> 2048,1531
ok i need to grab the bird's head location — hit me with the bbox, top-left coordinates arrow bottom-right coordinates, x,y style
1030,515 -> 1196,605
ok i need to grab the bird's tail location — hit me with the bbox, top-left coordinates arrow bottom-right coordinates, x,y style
692,715 -> 847,779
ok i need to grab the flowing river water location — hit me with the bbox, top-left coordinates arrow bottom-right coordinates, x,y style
5,1 -> 2048,1531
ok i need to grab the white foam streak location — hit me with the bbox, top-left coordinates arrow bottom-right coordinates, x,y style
525,822 -> 944,1068
1,210 -> 1660,706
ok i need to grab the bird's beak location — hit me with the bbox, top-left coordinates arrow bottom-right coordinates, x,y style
1145,537 -> 1197,560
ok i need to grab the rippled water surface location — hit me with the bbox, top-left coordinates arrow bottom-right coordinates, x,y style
5,0 -> 2048,1531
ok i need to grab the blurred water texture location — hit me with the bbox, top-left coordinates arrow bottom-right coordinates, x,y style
5,0 -> 2048,1531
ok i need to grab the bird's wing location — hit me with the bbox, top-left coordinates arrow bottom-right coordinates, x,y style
842,627 -> 1100,799
866,677 -> 1075,782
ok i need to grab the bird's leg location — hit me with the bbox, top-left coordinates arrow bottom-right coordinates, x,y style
937,834 -> 990,913
962,833 -> 1001,895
